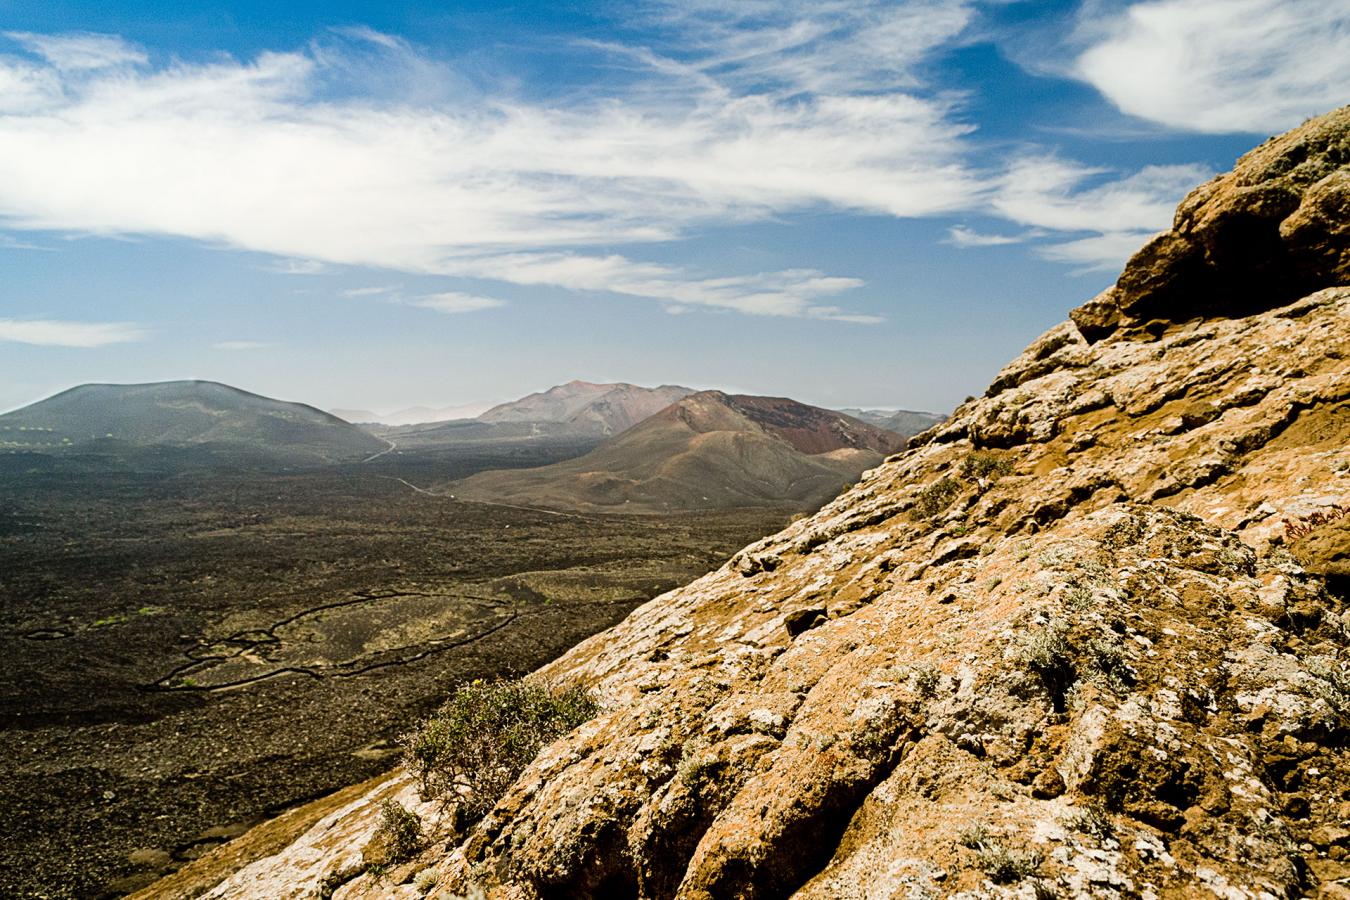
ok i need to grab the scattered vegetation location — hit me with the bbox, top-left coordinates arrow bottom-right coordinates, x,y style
405,678 -> 599,822
978,844 -> 1043,884
1065,800 -> 1114,840
914,476 -> 961,519
1307,658 -> 1350,712
958,825 -> 1042,884
910,452 -> 1016,524
1017,623 -> 1077,711
1062,583 -> 1094,612
961,451 -> 1014,482
1031,879 -> 1060,899
373,799 -> 424,865
414,868 -> 439,894
677,739 -> 721,788
957,825 -> 992,849
911,664 -> 940,699
1284,504 -> 1348,540
1086,637 -> 1135,691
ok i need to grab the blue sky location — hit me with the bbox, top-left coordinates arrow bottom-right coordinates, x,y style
0,0 -> 1346,416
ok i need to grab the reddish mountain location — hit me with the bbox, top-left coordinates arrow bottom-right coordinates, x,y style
450,391 -> 903,512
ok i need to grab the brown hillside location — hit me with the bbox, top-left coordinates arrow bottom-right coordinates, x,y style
449,391 -> 904,513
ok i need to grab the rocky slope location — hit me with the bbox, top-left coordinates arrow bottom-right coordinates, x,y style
149,107 -> 1350,899
449,392 -> 904,513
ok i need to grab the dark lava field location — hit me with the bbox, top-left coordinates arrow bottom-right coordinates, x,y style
0,449 -> 783,898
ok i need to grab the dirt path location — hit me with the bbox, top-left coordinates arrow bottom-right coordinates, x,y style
359,438 -> 396,463
377,475 -> 594,521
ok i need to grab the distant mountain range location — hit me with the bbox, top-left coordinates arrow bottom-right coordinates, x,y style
371,381 -> 698,449
0,381 -> 385,466
449,391 -> 905,512
478,380 -> 695,435
836,408 -> 946,438
1,380 -> 943,505
329,402 -> 498,426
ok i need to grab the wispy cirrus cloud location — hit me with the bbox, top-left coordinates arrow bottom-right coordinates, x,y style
407,292 -> 507,314
5,31 -> 147,72
946,225 -> 1031,248
633,0 -> 977,96
989,158 -> 1211,269
1075,0 -> 1350,133
0,317 -> 147,347
0,17 -> 981,323
0,2 -> 1312,320
341,285 -> 400,298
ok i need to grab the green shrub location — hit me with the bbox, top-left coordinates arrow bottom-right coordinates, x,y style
405,679 -> 598,822
978,844 -> 1041,884
914,476 -> 961,519
961,451 -> 1013,482
373,799 -> 423,864
1065,800 -> 1113,840
1018,624 -> 1076,711
958,825 -> 1042,884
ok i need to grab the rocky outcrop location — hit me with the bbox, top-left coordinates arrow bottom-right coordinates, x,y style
153,110 -> 1350,899
1072,104 -> 1350,341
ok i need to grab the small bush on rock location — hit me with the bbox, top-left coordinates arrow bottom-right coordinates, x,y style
958,825 -> 1042,884
1065,800 -> 1113,840
372,799 -> 423,865
914,476 -> 961,519
977,843 -> 1042,884
961,451 -> 1013,482
406,679 -> 599,822
1018,624 -> 1077,711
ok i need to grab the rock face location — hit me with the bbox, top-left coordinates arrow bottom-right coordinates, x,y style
159,109 -> 1350,899
1073,104 -> 1350,340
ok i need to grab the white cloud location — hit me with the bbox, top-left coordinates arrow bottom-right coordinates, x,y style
988,158 -> 1210,269
946,225 -> 1027,247
0,232 -> 53,251
1035,231 -> 1155,271
0,59 -> 62,113
269,259 -> 327,275
1076,0 -> 1350,133
6,32 -> 147,72
0,15 -> 981,322
0,318 -> 147,347
409,292 -> 507,314
0,7 -> 1240,315
213,340 -> 269,350
440,253 -> 874,320
342,285 -> 400,297
637,0 -> 976,96
992,158 -> 1207,233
